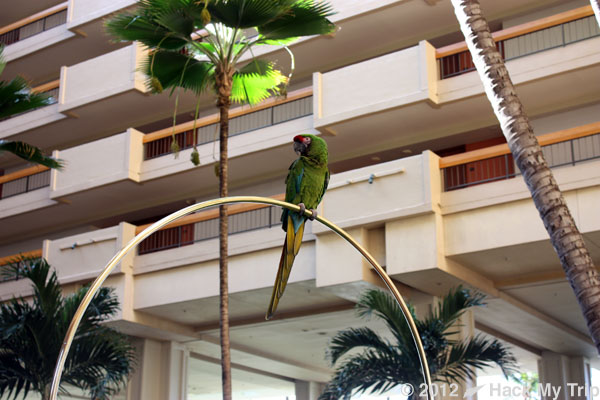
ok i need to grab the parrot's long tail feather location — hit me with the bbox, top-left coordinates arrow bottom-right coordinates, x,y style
266,217 -> 305,320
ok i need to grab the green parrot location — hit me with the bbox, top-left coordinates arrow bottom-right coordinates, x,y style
266,134 -> 329,320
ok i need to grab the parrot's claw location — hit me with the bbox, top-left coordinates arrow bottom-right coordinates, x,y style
298,203 -> 306,216
297,203 -> 317,220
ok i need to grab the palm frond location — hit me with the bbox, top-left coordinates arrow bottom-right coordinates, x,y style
257,0 -> 335,40
0,140 -> 64,169
327,327 -> 393,365
105,12 -> 189,49
355,289 -> 417,348
0,258 -> 135,400
320,350 -> 415,400
231,59 -> 286,104
322,288 -> 516,399
208,0 -> 296,29
141,50 -> 213,95
436,335 -> 518,384
427,286 -> 486,332
0,77 -> 51,119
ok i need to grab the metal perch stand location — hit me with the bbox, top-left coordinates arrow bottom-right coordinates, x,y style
50,196 -> 433,400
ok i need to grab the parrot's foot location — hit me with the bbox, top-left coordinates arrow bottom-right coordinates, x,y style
298,203 -> 317,220
298,203 -> 306,216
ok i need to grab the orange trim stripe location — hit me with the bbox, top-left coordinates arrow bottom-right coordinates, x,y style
0,165 -> 49,185
0,249 -> 43,266
31,79 -> 60,94
0,2 -> 68,36
436,5 -> 594,59
134,194 -> 286,234
143,87 -> 313,144
439,121 -> 600,169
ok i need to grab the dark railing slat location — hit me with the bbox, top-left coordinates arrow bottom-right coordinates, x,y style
439,15 -> 599,79
138,206 -> 283,255
442,132 -> 600,191
0,9 -> 67,46
144,96 -> 313,160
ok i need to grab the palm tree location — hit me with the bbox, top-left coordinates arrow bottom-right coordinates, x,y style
0,258 -> 135,400
0,47 -> 62,169
450,0 -> 600,353
320,288 -> 517,400
106,1 -> 335,398
591,0 -> 600,28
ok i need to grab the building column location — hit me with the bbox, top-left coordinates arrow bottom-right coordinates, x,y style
295,380 -> 326,400
127,338 -> 189,400
538,352 -> 591,400
443,308 -> 477,400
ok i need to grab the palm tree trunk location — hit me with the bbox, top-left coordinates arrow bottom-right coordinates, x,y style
216,66 -> 233,400
42,384 -> 51,400
450,0 -> 600,352
591,0 -> 600,28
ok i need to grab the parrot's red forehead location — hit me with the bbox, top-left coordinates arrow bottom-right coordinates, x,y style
294,135 -> 309,143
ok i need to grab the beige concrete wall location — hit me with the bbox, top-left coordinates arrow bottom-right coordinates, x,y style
313,41 -> 438,127
141,115 -> 313,181
315,151 -> 439,233
0,103 -> 66,140
68,0 -> 136,28
0,187 -> 57,220
51,128 -> 143,198
3,25 -> 75,62
437,36 -> 600,103
43,222 -> 137,284
59,43 -> 148,111
134,237 -> 316,310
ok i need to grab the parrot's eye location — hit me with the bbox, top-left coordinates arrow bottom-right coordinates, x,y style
303,137 -> 311,146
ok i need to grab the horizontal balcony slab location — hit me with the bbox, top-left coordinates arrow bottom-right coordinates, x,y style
314,37 -> 600,159
0,116 -> 314,242
68,0 -> 136,31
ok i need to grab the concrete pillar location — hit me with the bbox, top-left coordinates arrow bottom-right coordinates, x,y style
295,381 -> 326,400
442,308 -> 477,400
127,339 -> 189,400
538,352 -> 591,400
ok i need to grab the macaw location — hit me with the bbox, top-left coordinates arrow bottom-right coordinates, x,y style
266,134 -> 329,320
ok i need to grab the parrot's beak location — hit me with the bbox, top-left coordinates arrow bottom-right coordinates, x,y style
293,141 -> 306,155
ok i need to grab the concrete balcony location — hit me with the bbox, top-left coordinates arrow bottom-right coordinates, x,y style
0,90 -> 316,243
58,43 -> 148,113
67,0 -> 136,31
313,41 -> 438,134
314,7 -> 600,155
51,128 -> 144,199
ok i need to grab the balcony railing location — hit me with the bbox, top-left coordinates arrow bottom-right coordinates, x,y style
136,194 -> 284,255
0,166 -> 50,199
0,249 -> 42,282
440,121 -> 600,191
32,79 -> 60,105
143,87 -> 313,160
0,3 -> 68,46
436,5 -> 599,79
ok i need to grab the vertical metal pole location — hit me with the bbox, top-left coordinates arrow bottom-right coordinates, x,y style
570,139 -> 576,166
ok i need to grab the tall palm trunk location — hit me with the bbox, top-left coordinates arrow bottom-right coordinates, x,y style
450,0 -> 600,352
592,0 -> 600,28
216,66 -> 233,400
